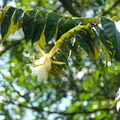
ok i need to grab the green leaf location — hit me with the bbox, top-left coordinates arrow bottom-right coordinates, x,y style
80,33 -> 95,54
73,18 -> 83,25
112,16 -> 120,22
101,17 -> 120,60
75,31 -> 89,53
55,49 -> 68,66
31,11 -> 47,44
0,6 -> 11,26
44,12 -> 62,43
100,41 -> 111,62
57,17 -> 77,39
110,99 -> 118,109
60,49 -> 69,66
1,7 -> 16,42
99,28 -> 115,59
22,10 -> 36,42
56,17 -> 69,39
14,8 -> 24,24
75,30 -> 95,53
66,39 -> 77,53
75,30 -> 98,61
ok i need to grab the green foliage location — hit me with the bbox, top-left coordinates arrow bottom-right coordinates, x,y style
1,6 -> 16,42
1,6 -> 120,61
1,1 -> 120,119
101,17 -> 120,60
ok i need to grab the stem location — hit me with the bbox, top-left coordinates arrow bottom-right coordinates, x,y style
49,24 -> 93,57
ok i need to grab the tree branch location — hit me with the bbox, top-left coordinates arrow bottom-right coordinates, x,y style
0,39 -> 23,56
54,5 -> 62,12
4,100 -> 113,116
3,0 -> 8,7
59,0 -> 81,17
100,0 -> 120,16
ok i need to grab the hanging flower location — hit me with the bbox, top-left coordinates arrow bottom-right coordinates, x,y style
31,54 -> 51,81
31,44 -> 66,81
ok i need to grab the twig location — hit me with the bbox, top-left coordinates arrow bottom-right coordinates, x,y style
3,0 -> 8,7
59,0 -> 81,17
100,0 -> 120,16
0,39 -> 23,56
4,100 -> 112,116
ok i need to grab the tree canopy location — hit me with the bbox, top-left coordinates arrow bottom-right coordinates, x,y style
0,0 -> 120,120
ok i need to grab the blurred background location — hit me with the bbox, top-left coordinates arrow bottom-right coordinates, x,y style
0,0 -> 120,120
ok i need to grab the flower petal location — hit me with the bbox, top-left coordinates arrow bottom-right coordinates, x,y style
116,88 -> 120,99
45,56 -> 51,71
34,56 -> 46,65
31,66 -> 42,76
37,65 -> 48,81
116,100 -> 120,111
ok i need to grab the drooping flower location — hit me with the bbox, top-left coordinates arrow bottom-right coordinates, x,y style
31,44 -> 66,81
31,54 -> 51,81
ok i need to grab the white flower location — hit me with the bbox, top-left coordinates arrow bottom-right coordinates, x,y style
115,88 -> 120,111
116,88 -> 120,100
116,100 -> 120,111
31,65 -> 48,81
31,54 -> 51,81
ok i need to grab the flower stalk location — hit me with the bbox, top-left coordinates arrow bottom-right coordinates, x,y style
49,23 -> 93,57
